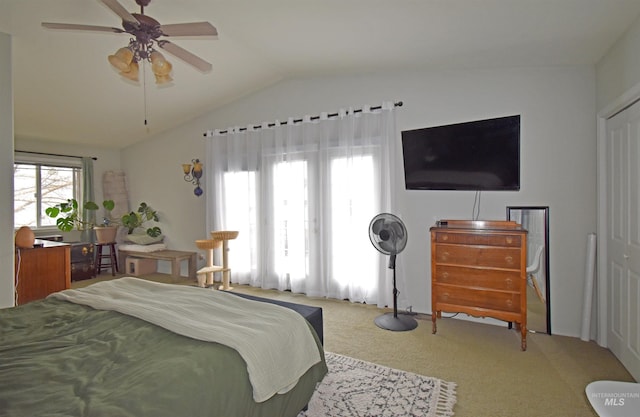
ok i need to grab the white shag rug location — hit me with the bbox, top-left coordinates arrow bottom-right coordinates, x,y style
299,352 -> 457,417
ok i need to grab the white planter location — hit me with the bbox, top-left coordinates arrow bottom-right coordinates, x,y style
94,226 -> 118,244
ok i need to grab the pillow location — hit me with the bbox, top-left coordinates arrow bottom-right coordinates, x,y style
126,233 -> 164,245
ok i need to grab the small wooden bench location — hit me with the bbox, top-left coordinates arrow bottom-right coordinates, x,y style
118,249 -> 197,281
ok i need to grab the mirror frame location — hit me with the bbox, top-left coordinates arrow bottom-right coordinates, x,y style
507,206 -> 551,334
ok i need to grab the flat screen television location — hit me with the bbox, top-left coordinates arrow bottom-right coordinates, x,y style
401,115 -> 520,191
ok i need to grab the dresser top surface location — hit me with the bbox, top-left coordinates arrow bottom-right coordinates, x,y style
33,239 -> 71,248
430,219 -> 527,233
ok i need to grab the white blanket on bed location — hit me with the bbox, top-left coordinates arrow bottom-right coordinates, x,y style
48,277 -> 322,402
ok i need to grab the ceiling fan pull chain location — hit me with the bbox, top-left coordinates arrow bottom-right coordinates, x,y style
143,61 -> 148,126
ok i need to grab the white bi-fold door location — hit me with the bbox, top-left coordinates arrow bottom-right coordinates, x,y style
606,99 -> 640,381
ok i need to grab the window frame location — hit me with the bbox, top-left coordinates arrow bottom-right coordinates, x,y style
13,152 -> 83,231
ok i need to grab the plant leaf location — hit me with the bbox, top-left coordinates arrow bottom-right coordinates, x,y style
45,207 -> 60,218
84,201 -> 99,211
103,200 -> 115,211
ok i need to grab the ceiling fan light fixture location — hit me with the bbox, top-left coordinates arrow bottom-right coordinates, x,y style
150,51 -> 170,72
43,0 -> 216,85
108,47 -> 134,72
150,51 -> 173,84
119,60 -> 139,81
154,73 -> 173,85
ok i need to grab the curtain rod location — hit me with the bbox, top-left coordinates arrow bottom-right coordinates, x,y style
203,101 -> 403,137
15,150 -> 97,161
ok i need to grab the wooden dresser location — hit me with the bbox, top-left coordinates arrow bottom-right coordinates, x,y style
15,239 -> 71,305
430,220 -> 528,350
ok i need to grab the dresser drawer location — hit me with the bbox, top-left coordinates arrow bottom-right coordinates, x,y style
435,232 -> 521,247
433,265 -> 521,291
434,284 -> 521,313
434,245 -> 521,269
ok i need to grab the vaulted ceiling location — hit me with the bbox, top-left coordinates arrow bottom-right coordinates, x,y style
2,0 -> 639,149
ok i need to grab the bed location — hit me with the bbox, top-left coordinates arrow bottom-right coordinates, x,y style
0,277 -> 327,417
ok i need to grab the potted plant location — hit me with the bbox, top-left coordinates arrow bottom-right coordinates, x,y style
45,198 -> 115,232
120,202 -> 162,237
46,200 -> 163,244
45,199 -> 119,243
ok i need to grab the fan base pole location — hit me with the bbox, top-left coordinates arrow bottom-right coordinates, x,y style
374,312 -> 418,332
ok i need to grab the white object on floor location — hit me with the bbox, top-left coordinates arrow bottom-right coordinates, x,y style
581,232 -> 597,342
585,380 -> 640,417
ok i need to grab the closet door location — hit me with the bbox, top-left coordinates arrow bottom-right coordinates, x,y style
606,99 -> 640,381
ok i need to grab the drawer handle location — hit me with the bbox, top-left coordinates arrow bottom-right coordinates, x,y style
440,251 -> 450,261
505,299 -> 513,307
442,272 -> 449,280
504,256 -> 513,264
442,293 -> 449,300
505,278 -> 513,288
82,247 -> 88,255
506,237 -> 513,244
441,235 -> 449,241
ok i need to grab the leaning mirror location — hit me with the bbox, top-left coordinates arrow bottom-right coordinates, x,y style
507,206 -> 551,334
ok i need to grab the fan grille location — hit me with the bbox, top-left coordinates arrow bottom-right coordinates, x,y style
369,213 -> 407,255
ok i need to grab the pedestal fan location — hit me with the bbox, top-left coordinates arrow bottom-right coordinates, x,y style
369,213 -> 417,331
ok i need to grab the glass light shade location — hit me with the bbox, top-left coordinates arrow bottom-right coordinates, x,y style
150,52 -> 171,74
154,73 -> 173,85
182,163 -> 192,175
120,60 -> 139,82
193,161 -> 203,177
108,47 -> 134,72
150,51 -> 172,84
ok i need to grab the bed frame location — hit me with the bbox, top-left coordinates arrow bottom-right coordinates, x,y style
230,292 -> 324,344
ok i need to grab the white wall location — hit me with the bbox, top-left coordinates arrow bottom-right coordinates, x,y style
596,14 -> 640,111
122,66 -> 597,337
0,32 -> 14,308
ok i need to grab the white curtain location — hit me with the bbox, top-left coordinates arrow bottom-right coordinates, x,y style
205,102 -> 397,307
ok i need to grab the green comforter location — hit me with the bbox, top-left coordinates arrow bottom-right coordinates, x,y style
0,298 -> 327,417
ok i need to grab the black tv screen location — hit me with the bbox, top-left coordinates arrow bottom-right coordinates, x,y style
401,115 -> 520,191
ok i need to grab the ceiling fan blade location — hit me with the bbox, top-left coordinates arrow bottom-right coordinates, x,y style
42,22 -> 124,33
158,41 -> 212,72
160,22 -> 218,37
101,0 -> 139,25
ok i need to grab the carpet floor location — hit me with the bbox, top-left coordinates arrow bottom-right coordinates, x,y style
299,352 -> 456,417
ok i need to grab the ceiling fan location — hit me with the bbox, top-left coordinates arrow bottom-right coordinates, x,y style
42,0 -> 217,84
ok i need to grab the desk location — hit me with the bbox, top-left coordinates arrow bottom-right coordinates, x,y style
118,249 -> 197,281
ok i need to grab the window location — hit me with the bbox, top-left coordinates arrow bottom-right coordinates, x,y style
222,170 -> 257,275
208,103 -> 397,305
14,154 -> 83,229
329,155 -> 377,292
221,148 -> 379,298
272,159 -> 309,283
